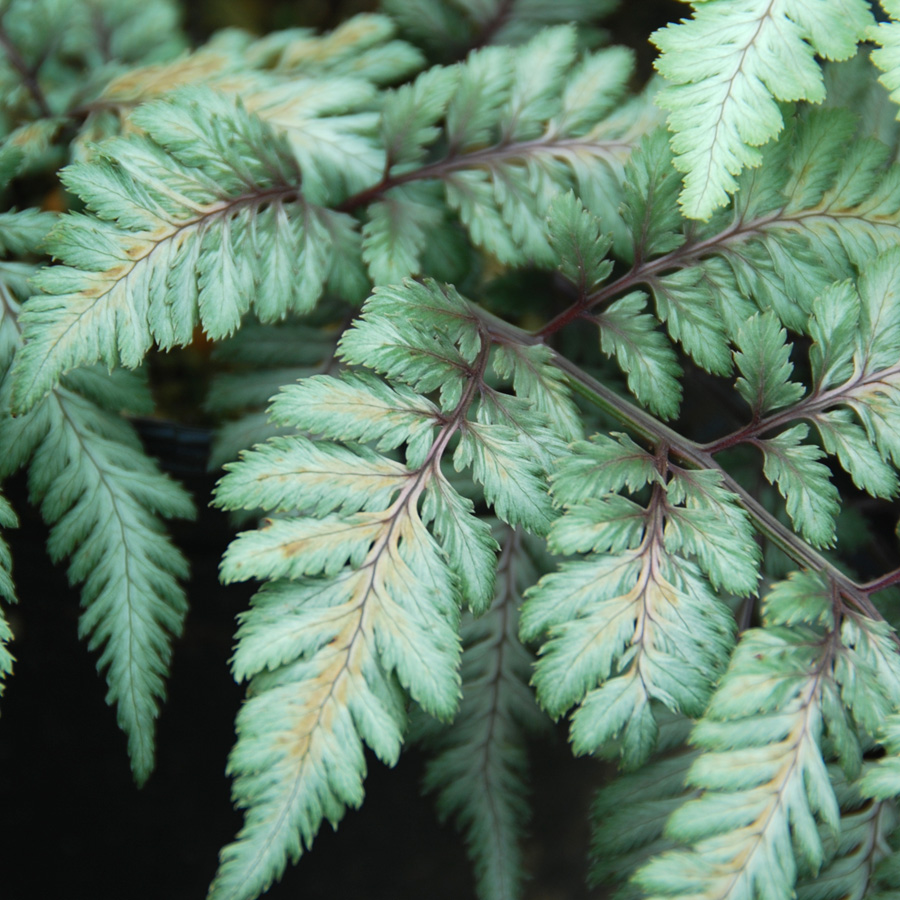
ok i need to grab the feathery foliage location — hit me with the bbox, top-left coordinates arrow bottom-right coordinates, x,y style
4,1 -> 900,899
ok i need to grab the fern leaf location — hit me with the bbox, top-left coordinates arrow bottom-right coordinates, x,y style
445,45 -> 514,152
595,291 -> 683,420
871,0 -> 900,116
733,312 -> 805,416
556,46 -> 637,138
0,491 -> 18,694
0,220 -> 192,783
455,422 -> 556,534
590,747 -> 699,898
499,25 -> 575,142
775,252 -> 900,499
796,767 -> 898,900
522,440 -> 744,767
381,65 -> 459,167
417,528 -> 548,900
647,268 -> 732,375
760,425 -> 840,548
491,341 -> 584,443
652,0 -> 874,219
593,755 -> 898,900
545,192 -> 614,297
8,87 -> 362,412
637,626 -> 841,900
836,616 -> 900,744
209,579 -> 408,900
211,279 -> 577,895
663,466 -> 761,596
247,13 -> 422,85
0,369 -> 194,784
622,128 -> 685,261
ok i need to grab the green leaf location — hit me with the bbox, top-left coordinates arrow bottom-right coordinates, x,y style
454,422 -> 555,535
421,473 -> 498,616
268,371 -> 439,463
550,433 -> 661,507
416,528 -> 547,900
808,280 -> 858,392
362,183 -> 444,285
0,368 -> 194,785
215,437 -> 411,517
835,616 -> 900,741
637,627 -> 841,900
210,581 -> 407,900
445,45 -> 513,152
500,26 -> 576,142
761,424 -> 840,547
545,192 -> 613,296
652,0 -> 874,219
813,409 -> 899,499
663,467 -> 760,596
523,477 -> 734,767
590,748 -> 699,896
490,342 -> 583,443
380,64 -> 460,168
733,312 -> 805,416
596,291 -> 683,420
622,128 -> 685,260
648,268 -> 732,375
762,569 -> 834,630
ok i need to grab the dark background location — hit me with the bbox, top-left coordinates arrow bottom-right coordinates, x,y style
0,1 -> 684,898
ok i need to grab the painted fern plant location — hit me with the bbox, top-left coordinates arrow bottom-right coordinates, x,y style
5,0 -> 900,897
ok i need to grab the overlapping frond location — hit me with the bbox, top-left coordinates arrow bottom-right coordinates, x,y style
871,0 -> 900,117
521,434 -> 754,768
9,88 -> 368,412
382,0 -> 618,58
592,755 -> 900,900
652,0 -> 873,219
416,527 -> 548,900
636,625 -> 841,900
624,570 -> 900,900
0,490 -> 17,695
0,208 -> 193,783
360,28 -> 651,280
210,279 -> 576,900
717,251 -> 900,545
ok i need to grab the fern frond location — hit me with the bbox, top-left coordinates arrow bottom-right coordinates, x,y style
357,30 -> 647,277
796,768 -> 898,900
241,13 -> 423,85
592,756 -> 899,900
382,0 -> 617,58
636,625 -> 841,900
211,279 -> 572,898
416,527 -> 548,900
651,0 -> 874,219
521,435 -> 752,768
871,0 -> 900,117
9,88 -> 354,411
0,490 -> 17,694
0,260 -> 193,783
206,319 -> 348,468
0,368 -> 194,785
590,745 -> 699,898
